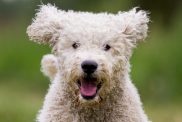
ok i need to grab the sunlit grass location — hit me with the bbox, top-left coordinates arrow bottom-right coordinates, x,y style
145,103 -> 182,122
0,80 -> 44,122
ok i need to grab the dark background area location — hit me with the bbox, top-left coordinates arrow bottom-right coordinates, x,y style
0,0 -> 182,122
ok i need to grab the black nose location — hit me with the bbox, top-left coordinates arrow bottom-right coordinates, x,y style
81,60 -> 98,74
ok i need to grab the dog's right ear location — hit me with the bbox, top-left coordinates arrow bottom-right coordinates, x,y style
27,4 -> 62,46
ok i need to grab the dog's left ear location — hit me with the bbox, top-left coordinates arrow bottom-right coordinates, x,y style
27,4 -> 63,46
117,8 -> 149,47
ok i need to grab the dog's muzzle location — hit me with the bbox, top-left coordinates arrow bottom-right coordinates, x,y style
77,60 -> 102,100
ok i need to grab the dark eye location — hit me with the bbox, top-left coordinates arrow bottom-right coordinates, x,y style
72,42 -> 80,49
104,44 -> 111,51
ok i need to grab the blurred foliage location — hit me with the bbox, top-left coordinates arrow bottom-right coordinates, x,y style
135,0 -> 182,26
0,0 -> 182,122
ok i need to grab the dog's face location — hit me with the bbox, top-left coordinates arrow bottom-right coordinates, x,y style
54,29 -> 127,104
27,4 -> 149,105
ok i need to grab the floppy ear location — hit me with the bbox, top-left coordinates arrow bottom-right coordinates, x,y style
118,8 -> 149,46
27,4 -> 62,46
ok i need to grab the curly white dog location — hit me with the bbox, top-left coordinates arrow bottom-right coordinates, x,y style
27,4 -> 150,122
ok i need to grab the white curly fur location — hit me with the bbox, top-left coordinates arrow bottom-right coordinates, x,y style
41,54 -> 58,80
27,4 -> 150,122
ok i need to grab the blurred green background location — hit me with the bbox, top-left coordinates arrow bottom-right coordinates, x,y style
0,0 -> 182,122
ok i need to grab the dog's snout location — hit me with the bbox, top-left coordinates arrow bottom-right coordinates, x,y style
81,60 -> 98,74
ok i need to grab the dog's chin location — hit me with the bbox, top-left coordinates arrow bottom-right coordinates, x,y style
78,94 -> 101,106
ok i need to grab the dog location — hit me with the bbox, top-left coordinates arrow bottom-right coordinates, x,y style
27,4 -> 150,122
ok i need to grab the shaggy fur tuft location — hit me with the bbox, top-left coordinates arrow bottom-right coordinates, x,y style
27,4 -> 150,122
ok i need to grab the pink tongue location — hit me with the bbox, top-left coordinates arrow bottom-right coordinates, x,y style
80,80 -> 97,96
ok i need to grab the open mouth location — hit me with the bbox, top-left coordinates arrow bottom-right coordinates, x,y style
77,77 -> 102,100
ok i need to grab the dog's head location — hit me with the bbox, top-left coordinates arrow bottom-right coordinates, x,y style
27,4 -> 149,106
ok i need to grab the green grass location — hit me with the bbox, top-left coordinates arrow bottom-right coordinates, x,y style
145,103 -> 182,122
0,80 -> 44,122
